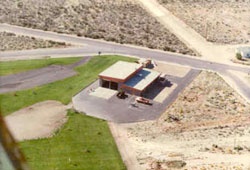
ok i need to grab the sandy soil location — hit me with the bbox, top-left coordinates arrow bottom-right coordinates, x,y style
5,101 -> 68,141
137,0 -> 237,64
113,71 -> 250,170
158,0 -> 250,45
0,0 -> 195,55
153,61 -> 190,78
0,32 -> 69,51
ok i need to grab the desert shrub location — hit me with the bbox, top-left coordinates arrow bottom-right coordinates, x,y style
234,145 -> 243,151
166,160 -> 186,168
77,32 -> 82,37
236,53 -> 242,60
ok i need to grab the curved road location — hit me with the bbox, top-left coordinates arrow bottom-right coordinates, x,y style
0,24 -> 250,101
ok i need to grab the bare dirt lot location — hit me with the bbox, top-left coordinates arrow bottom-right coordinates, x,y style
0,0 -> 195,55
0,32 -> 69,51
158,0 -> 250,45
117,71 -> 250,169
4,100 -> 68,141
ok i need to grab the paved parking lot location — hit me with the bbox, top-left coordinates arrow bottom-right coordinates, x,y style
73,81 -> 162,123
73,68 -> 200,123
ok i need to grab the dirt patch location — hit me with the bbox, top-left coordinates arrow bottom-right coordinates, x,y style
0,32 -> 69,51
116,71 -> 250,169
4,100 -> 68,141
0,0 -> 195,55
153,61 -> 190,78
158,0 -> 250,44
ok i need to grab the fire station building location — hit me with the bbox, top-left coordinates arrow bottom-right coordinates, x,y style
98,61 -> 160,96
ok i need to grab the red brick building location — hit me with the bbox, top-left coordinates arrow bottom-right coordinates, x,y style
99,61 -> 160,96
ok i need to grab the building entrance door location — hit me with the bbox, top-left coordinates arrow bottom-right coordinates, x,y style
110,82 -> 118,90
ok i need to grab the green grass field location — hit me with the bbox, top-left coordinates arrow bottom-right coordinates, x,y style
0,57 -> 82,76
20,110 -> 125,170
0,55 -> 137,115
0,55 -> 137,170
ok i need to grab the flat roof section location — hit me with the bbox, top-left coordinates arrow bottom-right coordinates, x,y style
124,68 -> 160,91
99,61 -> 142,81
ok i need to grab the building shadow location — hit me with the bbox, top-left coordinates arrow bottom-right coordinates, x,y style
143,79 -> 173,100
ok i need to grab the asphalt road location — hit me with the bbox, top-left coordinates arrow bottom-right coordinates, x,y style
0,24 -> 249,101
0,65 -> 77,93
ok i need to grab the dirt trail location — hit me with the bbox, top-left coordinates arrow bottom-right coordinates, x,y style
137,0 -> 237,64
109,122 -> 143,170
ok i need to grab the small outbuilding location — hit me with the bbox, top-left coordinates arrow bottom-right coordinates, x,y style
99,61 -> 160,96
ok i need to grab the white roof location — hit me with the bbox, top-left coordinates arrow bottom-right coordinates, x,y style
99,61 -> 142,80
125,68 -> 160,91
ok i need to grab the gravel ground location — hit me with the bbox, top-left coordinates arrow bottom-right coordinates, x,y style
0,0 -> 195,55
158,0 -> 250,44
0,32 -> 69,51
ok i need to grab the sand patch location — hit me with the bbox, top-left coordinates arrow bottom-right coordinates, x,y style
153,61 -> 190,78
64,0 -> 80,7
5,100 -> 68,141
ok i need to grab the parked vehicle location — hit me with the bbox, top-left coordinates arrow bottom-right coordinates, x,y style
135,97 -> 152,105
117,91 -> 128,99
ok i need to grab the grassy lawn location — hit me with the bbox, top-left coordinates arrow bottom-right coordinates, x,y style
0,55 -> 137,170
0,55 -> 136,116
20,110 -> 125,170
0,57 -> 82,76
